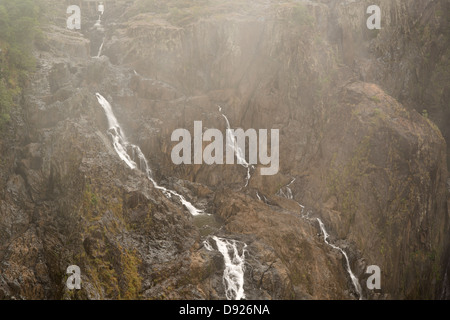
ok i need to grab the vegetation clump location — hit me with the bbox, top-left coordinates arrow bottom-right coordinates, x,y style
0,0 -> 43,128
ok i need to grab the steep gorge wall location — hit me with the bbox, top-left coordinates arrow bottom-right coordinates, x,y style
0,0 -> 448,300
332,0 -> 450,169
100,0 -> 449,298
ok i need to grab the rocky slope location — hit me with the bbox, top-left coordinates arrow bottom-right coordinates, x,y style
0,0 -> 448,300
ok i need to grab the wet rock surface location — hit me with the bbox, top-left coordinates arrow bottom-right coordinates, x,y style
0,0 -> 448,300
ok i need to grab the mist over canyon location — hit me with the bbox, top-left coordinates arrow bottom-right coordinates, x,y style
0,0 -> 449,300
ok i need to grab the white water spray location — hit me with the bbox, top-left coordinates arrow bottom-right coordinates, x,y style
277,178 -> 295,199
316,218 -> 363,299
275,189 -> 362,300
96,93 -> 202,216
203,240 -> 214,252
205,236 -> 247,300
93,10 -> 105,58
96,38 -> 105,57
219,106 -> 253,188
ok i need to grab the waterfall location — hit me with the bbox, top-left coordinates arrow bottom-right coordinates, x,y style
316,218 -> 363,299
256,191 -> 269,204
203,239 -> 214,252
96,38 -> 105,58
96,93 -> 203,216
205,236 -> 247,300
96,94 -> 136,169
93,11 -> 105,58
277,178 -> 295,199
219,106 -> 253,188
271,182 -> 363,300
97,93 -> 252,300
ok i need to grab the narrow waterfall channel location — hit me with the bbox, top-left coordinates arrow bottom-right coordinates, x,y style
96,93 -> 249,299
277,180 -> 363,299
96,93 -> 203,216
219,106 -> 253,188
204,236 -> 247,300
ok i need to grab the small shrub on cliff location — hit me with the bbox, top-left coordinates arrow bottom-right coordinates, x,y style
0,0 -> 43,129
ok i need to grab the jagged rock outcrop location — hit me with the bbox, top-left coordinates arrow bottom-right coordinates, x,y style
331,0 -> 450,170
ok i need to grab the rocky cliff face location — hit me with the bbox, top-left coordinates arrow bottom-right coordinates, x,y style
332,0 -> 450,168
0,0 -> 448,300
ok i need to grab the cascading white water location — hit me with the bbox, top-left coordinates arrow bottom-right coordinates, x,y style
219,106 -> 253,188
96,93 -> 202,216
271,182 -> 362,300
151,181 -> 203,216
203,239 -> 214,252
277,178 -> 295,200
255,191 -> 269,204
97,93 -> 251,300
93,12 -> 105,58
96,38 -> 105,58
316,218 -> 363,300
205,236 -> 247,300
96,94 -> 137,169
